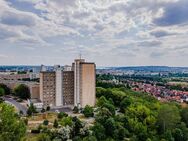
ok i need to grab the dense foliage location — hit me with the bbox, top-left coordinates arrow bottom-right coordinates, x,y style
27,103 -> 37,116
83,105 -> 94,117
2,79 -> 188,141
93,86 -> 188,141
28,84 -> 188,141
0,83 -> 11,95
0,103 -> 26,141
14,84 -> 30,99
0,87 -> 5,96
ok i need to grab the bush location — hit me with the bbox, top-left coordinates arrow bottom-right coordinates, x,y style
46,106 -> 50,111
120,97 -> 132,113
53,119 -> 59,128
58,112 -> 68,119
13,84 -> 30,99
23,118 -> 28,125
43,119 -> 49,126
83,105 -> 94,118
41,108 -> 45,113
0,83 -> 11,95
27,103 -> 37,116
35,133 -> 51,141
0,97 -> 4,103
60,117 -> 73,126
19,110 -> 23,115
0,87 -> 5,97
73,106 -> 79,113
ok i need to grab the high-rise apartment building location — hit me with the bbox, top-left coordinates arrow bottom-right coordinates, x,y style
73,59 -> 96,107
40,72 -> 56,107
62,71 -> 74,106
40,59 -> 95,108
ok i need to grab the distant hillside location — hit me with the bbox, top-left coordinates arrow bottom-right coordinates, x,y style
97,66 -> 188,72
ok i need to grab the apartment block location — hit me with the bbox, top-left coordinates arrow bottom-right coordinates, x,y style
40,72 -> 56,107
62,71 -> 74,106
40,59 -> 96,108
73,59 -> 96,107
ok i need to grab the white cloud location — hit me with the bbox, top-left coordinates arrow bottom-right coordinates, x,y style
0,0 -> 188,66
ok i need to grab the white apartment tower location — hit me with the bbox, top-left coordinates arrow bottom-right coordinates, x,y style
55,68 -> 63,106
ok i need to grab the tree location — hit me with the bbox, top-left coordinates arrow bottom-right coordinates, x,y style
58,126 -> 72,140
163,130 -> 174,141
0,103 -> 26,141
103,103 -> 115,116
46,106 -> 50,111
0,83 -> 11,95
0,87 -> 5,97
72,117 -> 83,136
0,97 -> 4,103
120,97 -> 132,112
173,128 -> 183,141
104,118 -> 116,137
60,117 -> 73,127
14,84 -> 30,99
41,108 -> 45,113
19,110 -> 23,115
181,107 -> 188,127
83,105 -> 94,117
31,133 -> 51,141
114,124 -> 129,140
73,106 -> 79,113
157,104 -> 181,134
96,87 -> 107,98
53,119 -> 59,128
43,119 -> 49,126
97,96 -> 108,107
27,103 -> 37,116
92,123 -> 106,140
58,112 -> 68,119
83,136 -> 97,141
96,107 -> 112,124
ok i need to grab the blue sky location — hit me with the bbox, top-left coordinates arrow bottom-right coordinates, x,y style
0,0 -> 188,66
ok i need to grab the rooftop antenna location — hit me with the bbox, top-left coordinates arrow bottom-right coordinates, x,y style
79,52 -> 82,60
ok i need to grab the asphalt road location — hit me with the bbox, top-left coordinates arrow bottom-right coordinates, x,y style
4,97 -> 28,115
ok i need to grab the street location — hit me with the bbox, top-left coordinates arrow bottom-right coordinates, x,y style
4,97 -> 28,115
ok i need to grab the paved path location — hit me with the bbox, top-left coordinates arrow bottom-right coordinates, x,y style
4,97 -> 28,115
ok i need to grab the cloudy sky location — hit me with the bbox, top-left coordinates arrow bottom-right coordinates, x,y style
0,0 -> 188,66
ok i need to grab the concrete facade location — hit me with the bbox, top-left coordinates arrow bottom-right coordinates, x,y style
56,69 -> 63,106
80,63 -> 96,107
73,60 -> 96,107
40,72 -> 56,107
62,71 -> 74,106
39,59 -> 96,108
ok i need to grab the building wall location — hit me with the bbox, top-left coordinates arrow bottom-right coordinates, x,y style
80,63 -> 96,107
73,59 -> 85,107
39,73 -> 44,102
0,74 -> 30,80
39,59 -> 96,108
0,80 -> 39,99
74,60 -> 80,106
63,71 -> 74,106
56,69 -> 63,106
40,72 -> 56,107
30,84 -> 40,99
